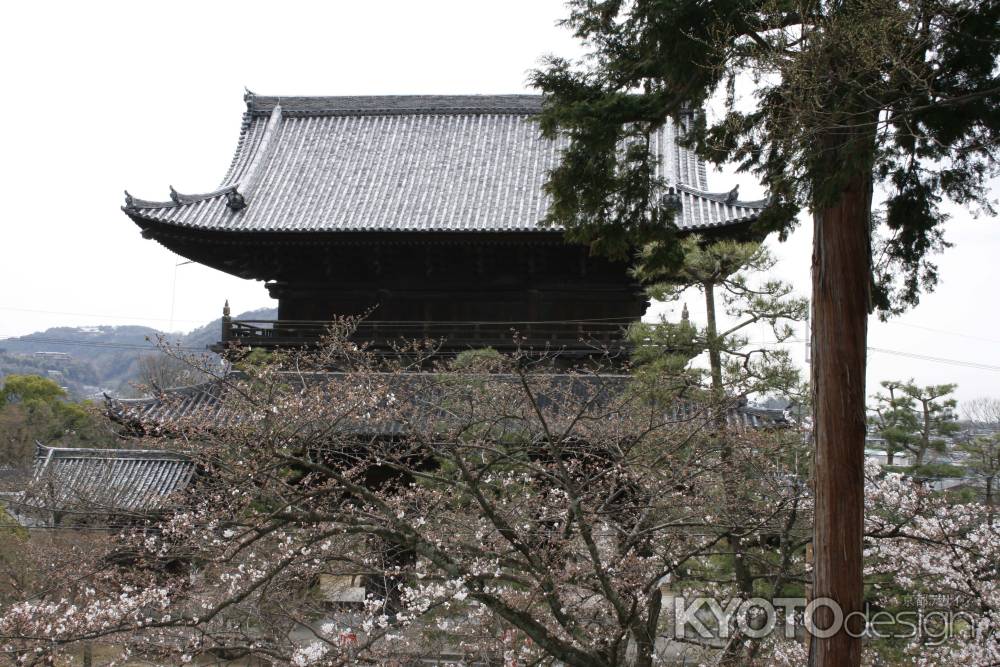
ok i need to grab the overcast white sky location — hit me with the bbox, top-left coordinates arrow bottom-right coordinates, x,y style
1,1 -> 997,405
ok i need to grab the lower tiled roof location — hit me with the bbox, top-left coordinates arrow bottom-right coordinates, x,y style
18,445 -> 195,518
107,372 -> 788,436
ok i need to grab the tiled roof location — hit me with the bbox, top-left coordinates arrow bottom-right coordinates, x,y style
123,93 -> 767,235
107,380 -> 231,433
107,372 -> 788,436
18,445 -> 195,517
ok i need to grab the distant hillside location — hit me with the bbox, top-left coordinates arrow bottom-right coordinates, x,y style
0,308 -> 276,398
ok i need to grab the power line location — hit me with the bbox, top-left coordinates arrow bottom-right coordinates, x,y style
867,346 -> 1000,372
884,321 -> 1000,346
743,340 -> 1000,373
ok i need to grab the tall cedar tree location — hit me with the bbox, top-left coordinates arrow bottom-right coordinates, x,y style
531,1 -> 999,664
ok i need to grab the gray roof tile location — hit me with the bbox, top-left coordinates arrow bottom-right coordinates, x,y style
19,446 -> 195,517
124,93 -> 766,234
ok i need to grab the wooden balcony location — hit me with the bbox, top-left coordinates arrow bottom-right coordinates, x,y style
215,318 -> 634,356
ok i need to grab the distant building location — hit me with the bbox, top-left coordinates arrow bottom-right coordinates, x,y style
33,351 -> 72,361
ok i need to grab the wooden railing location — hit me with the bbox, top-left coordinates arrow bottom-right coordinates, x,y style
218,319 -> 634,354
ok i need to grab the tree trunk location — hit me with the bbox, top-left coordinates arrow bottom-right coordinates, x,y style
704,282 -> 754,664
921,401 -> 932,466
809,169 -> 871,667
704,281 -> 725,404
632,589 -> 662,667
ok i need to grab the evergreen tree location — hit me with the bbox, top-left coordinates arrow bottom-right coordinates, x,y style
632,238 -> 807,664
903,381 -> 960,467
870,380 -> 959,467
869,380 -> 920,466
635,236 -> 807,402
960,432 -> 1000,507
531,2 -> 998,663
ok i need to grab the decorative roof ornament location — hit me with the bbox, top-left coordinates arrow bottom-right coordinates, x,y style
660,190 -> 683,212
225,189 -> 246,211
124,190 -> 134,208
725,185 -> 740,205
169,185 -> 181,203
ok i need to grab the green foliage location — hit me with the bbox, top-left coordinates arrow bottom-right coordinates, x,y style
0,353 -> 99,395
0,502 -> 27,539
957,431 -> 1000,503
0,374 -> 68,407
626,318 -> 705,402
911,463 -> 966,479
0,375 -> 114,468
531,0 -> 1000,315
869,380 -> 921,464
640,237 -> 766,295
627,318 -> 701,369
959,433 -> 1000,474
630,236 -> 808,401
234,348 -> 274,369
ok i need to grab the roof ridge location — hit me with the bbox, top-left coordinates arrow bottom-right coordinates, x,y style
105,378 -> 224,407
244,92 -> 544,117
34,445 -> 190,460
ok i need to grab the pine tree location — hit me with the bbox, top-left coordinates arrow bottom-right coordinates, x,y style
636,236 -> 807,402
869,380 -> 920,466
870,380 -> 959,467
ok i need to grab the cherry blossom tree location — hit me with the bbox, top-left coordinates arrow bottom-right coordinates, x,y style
0,335 -> 811,666
866,459 -> 1000,664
